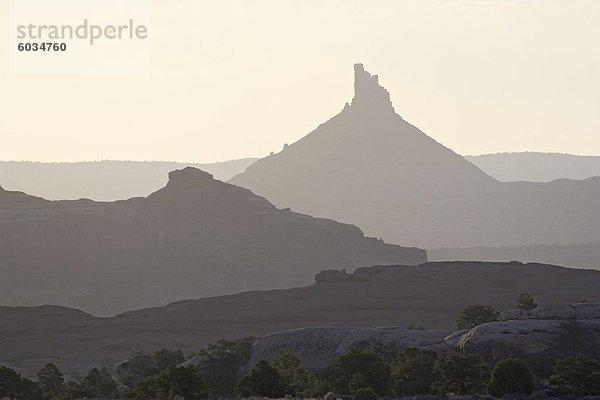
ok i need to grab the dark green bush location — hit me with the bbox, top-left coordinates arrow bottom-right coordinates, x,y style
329,348 -> 391,396
432,352 -> 489,395
36,363 -> 65,400
516,292 -> 537,311
271,348 -> 328,397
0,365 -> 36,400
155,365 -> 209,400
235,360 -> 286,398
549,354 -> 600,395
391,347 -> 437,395
195,339 -> 252,396
486,358 -> 534,398
66,367 -> 118,399
456,304 -> 499,330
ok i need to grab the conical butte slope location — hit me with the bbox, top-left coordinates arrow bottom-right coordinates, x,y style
230,64 -> 600,248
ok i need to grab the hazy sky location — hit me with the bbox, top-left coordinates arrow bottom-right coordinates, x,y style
1,0 -> 599,162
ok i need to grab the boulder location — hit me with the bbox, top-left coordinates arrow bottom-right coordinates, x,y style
249,326 -> 451,373
454,319 -> 600,375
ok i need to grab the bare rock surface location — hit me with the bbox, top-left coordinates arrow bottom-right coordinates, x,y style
249,326 -> 451,372
455,317 -> 600,375
500,303 -> 600,320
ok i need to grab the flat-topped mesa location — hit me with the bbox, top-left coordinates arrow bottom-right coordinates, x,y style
166,167 -> 214,188
350,63 -> 395,114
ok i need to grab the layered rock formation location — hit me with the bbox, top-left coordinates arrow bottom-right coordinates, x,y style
466,152 -> 600,182
2,263 -> 600,378
230,64 -> 600,249
0,159 -> 258,201
0,167 -> 425,315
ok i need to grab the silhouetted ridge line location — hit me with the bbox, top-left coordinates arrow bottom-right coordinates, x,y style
229,64 -> 600,249
0,166 -> 426,316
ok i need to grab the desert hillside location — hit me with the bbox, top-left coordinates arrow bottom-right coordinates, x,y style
0,167 -> 424,315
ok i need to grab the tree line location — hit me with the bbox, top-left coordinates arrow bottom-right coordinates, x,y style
2,293 -> 599,399
2,348 -> 599,399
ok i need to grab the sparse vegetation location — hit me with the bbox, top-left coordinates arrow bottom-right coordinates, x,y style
486,358 -> 535,398
517,292 -> 538,311
456,304 -> 499,330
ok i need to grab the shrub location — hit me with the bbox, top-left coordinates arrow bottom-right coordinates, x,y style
66,367 -> 118,399
486,358 -> 534,398
155,365 -> 210,400
271,348 -> 328,397
456,304 -> 499,330
391,347 -> 437,395
549,354 -> 600,395
235,360 -> 286,398
353,387 -> 377,400
123,374 -> 158,399
272,348 -> 307,395
329,349 -> 391,396
432,352 -> 489,395
516,293 -> 537,311
126,351 -> 160,382
0,365 -> 36,400
195,339 -> 252,396
153,348 -> 185,371
36,363 -> 65,400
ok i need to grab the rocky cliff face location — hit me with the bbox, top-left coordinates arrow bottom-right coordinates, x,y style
0,167 -> 425,315
230,64 -> 600,249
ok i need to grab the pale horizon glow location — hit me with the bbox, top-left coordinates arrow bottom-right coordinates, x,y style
1,0 -> 599,162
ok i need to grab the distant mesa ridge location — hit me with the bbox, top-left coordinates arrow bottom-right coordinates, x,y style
165,166 -> 214,188
0,158 -> 260,202
0,166 -> 425,316
3,261 -> 600,379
